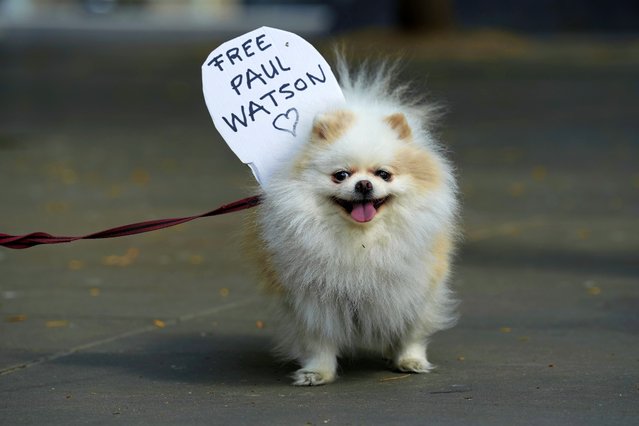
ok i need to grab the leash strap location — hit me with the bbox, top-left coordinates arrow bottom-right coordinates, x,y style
0,195 -> 261,250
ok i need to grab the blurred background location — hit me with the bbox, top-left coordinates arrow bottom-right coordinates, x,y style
1,0 -> 639,36
1,0 -> 637,235
1,0 -> 637,316
1,2 -> 637,291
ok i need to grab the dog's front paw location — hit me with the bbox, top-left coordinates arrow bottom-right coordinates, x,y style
395,357 -> 435,374
291,369 -> 336,386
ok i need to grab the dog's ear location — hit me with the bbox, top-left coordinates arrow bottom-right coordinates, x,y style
385,113 -> 412,140
312,110 -> 354,143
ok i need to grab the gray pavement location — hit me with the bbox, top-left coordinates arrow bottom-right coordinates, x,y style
1,35 -> 638,425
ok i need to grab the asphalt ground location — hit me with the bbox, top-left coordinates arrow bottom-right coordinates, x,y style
1,33 -> 638,425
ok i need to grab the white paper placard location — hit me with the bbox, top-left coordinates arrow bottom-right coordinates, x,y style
202,26 -> 345,186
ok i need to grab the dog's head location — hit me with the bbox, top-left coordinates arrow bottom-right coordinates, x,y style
292,109 -> 444,225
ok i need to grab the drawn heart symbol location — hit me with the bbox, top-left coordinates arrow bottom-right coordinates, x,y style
272,107 -> 299,136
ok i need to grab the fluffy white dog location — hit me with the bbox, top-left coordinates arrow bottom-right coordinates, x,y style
248,59 -> 459,385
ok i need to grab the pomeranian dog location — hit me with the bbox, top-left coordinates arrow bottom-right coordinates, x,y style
249,59 -> 459,386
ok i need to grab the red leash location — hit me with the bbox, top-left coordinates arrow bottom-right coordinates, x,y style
0,195 -> 261,250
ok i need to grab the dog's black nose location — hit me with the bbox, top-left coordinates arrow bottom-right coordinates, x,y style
355,180 -> 373,194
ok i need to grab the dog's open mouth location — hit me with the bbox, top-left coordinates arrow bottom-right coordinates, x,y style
332,197 -> 390,223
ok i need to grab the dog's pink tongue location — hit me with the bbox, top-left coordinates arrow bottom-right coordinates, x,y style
351,201 -> 376,223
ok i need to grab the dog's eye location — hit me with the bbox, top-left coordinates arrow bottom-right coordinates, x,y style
375,170 -> 392,181
332,170 -> 350,182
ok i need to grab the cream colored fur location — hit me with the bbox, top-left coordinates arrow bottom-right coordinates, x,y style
250,59 -> 459,386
